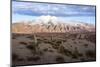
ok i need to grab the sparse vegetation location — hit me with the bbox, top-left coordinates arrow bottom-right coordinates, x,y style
12,32 -> 96,65
12,53 -> 18,61
43,48 -> 48,52
27,56 -> 40,61
85,50 -> 96,58
17,58 -> 24,61
84,44 -> 88,47
70,45 -> 72,47
12,37 -> 16,39
85,34 -> 96,43
58,45 -> 72,56
19,42 -> 27,45
27,41 -> 44,55
71,47 -> 83,59
48,50 -> 54,52
26,35 -> 34,39
26,45 -> 35,50
56,56 -> 65,63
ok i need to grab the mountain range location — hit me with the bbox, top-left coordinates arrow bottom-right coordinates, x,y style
12,15 -> 95,33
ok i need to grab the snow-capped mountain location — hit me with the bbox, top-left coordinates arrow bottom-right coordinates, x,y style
12,15 -> 95,33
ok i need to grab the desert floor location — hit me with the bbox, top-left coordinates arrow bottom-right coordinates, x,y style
12,32 -> 96,66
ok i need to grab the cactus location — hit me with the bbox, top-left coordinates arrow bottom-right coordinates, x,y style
51,35 -> 53,41
29,25 -> 39,54
33,34 -> 37,44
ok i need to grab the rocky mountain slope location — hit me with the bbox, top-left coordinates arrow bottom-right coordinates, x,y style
12,16 -> 95,33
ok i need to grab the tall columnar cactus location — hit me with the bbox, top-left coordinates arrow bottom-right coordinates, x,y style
30,24 -> 37,44
29,24 -> 39,54
33,33 -> 37,45
51,35 -> 53,41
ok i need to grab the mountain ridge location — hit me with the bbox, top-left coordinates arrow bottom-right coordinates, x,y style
12,16 -> 95,33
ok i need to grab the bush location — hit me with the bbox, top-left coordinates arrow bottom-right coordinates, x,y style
26,45 -> 35,50
12,53 -> 18,61
27,56 -> 40,61
48,50 -> 54,52
12,37 -> 16,39
43,48 -> 48,52
26,36 -> 34,39
17,58 -> 24,61
19,42 -> 27,45
84,44 -> 88,47
58,46 -> 72,56
56,56 -> 65,63
85,50 -> 96,58
71,47 -> 83,59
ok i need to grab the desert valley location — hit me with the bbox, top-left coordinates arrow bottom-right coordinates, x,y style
12,16 -> 96,66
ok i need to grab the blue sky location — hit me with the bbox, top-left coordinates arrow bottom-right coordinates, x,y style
12,1 -> 96,25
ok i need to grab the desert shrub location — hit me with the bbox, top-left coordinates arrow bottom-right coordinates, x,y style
78,53 -> 83,57
72,39 -> 75,40
72,47 -> 79,58
28,41 -> 40,50
71,51 -> 78,58
12,37 -> 16,39
28,41 -> 40,46
51,36 -> 53,41
26,45 -> 35,50
56,41 -> 62,44
27,42 -> 43,55
19,42 -> 27,45
38,51 -> 44,55
56,56 -> 65,63
70,45 -> 72,47
46,40 -> 60,49
43,39 -> 47,40
17,58 -> 24,61
85,34 -> 96,43
52,40 -> 56,42
27,44 -> 38,54
80,58 -> 85,61
85,50 -> 96,58
51,43 -> 60,49
80,57 -> 89,62
43,48 -> 48,52
71,47 -> 83,59
27,56 -> 40,61
62,40 -> 66,42
37,39 -> 42,42
58,46 -> 72,56
84,44 -> 88,47
71,54 -> 78,59
48,50 -> 54,52
43,40 -> 51,44
37,39 -> 41,41
12,53 -> 18,61
74,41 -> 77,44
45,41 -> 54,45
28,42 -> 34,45
28,42 -> 33,45
26,36 -> 34,39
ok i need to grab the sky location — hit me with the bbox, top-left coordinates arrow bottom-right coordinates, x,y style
12,1 -> 96,25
